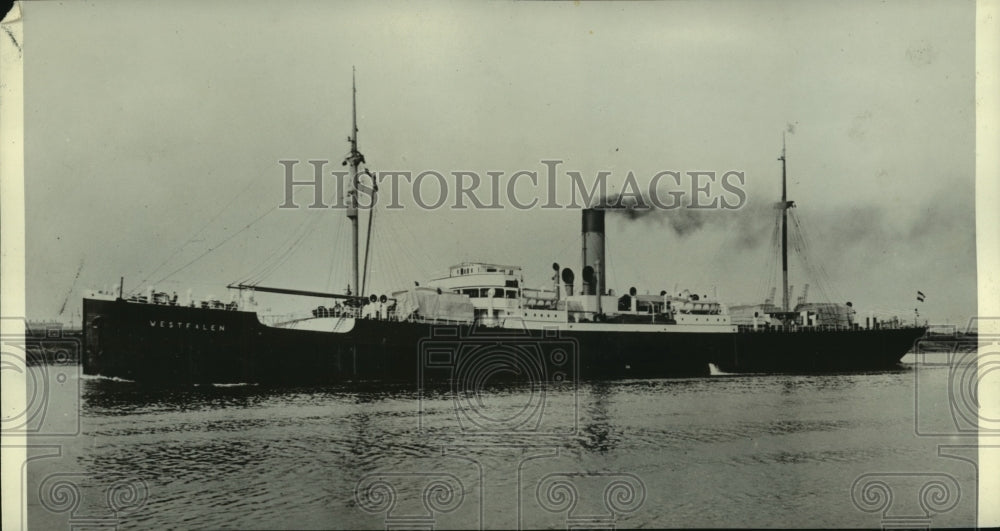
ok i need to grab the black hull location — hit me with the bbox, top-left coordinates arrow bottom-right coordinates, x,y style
83,298 -> 719,385
720,327 -> 925,373
82,298 -> 924,385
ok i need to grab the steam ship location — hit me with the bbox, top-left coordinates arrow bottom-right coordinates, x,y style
81,80 -> 926,385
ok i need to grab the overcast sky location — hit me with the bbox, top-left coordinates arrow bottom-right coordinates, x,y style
24,0 -> 975,326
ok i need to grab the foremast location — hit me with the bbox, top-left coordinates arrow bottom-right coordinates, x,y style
229,71 -> 368,303
344,67 -> 365,296
778,133 -> 795,314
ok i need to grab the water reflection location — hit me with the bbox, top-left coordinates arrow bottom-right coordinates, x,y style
59,367 -> 973,529
578,381 -> 616,454
81,374 -> 884,460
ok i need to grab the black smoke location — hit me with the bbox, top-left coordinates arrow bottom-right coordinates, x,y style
592,192 -> 774,249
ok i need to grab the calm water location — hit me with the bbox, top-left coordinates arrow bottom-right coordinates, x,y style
22,354 -> 979,529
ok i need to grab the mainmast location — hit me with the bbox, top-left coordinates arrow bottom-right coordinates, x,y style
344,67 -> 365,296
778,133 -> 792,312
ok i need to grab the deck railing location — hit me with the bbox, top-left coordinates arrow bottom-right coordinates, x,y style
735,323 -> 925,333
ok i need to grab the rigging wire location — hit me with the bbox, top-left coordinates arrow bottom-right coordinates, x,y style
373,207 -> 425,291
241,211 -> 327,285
769,210 -> 783,303
754,209 -> 782,305
387,211 -> 437,281
151,198 -> 295,288
241,212 -> 326,286
325,210 -> 349,292
364,204 -> 399,296
237,210 -> 317,285
360,175 -> 377,296
368,205 -> 400,295
798,212 -> 846,303
130,178 -> 258,294
789,210 -> 845,305
239,185 -> 353,287
794,215 -> 834,304
362,201 -> 395,296
151,179 -> 348,290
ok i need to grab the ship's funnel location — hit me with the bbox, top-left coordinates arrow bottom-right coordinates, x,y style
581,208 -> 606,295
